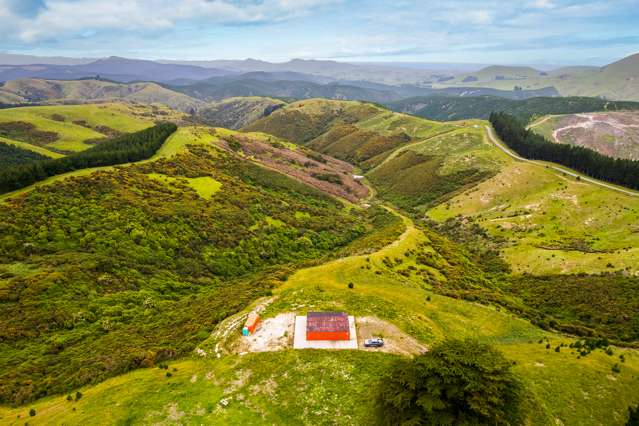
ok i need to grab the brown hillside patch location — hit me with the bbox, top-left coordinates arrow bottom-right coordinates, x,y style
0,121 -> 59,146
218,132 -> 369,202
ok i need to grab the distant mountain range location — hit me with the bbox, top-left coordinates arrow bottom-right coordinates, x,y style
0,53 -> 638,104
438,53 -> 639,101
0,56 -> 234,84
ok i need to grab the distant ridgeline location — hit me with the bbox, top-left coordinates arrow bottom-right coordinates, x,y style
389,96 -> 639,123
490,112 -> 639,190
0,122 -> 177,194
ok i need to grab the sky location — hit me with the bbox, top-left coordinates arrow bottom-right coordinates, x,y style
0,0 -> 638,65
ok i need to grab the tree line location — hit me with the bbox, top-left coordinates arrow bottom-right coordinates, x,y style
0,122 -> 177,194
0,141 -> 49,168
489,112 -> 639,190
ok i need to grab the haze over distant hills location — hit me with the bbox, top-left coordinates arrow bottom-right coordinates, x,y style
0,52 -> 638,102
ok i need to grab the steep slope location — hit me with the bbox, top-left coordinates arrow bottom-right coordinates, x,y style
244,99 -> 384,143
0,141 -> 49,167
367,125 -> 503,211
244,99 -> 458,169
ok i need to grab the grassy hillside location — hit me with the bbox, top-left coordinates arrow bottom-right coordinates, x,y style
367,125 -> 504,212
388,95 -> 639,122
0,104 -> 158,155
1,101 -> 639,424
0,79 -> 202,113
0,123 -> 398,405
196,96 -> 285,129
244,99 -> 384,143
245,99 -> 459,170
2,209 -> 637,425
428,128 -> 639,276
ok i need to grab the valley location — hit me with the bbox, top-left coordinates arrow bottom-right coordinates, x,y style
0,98 -> 638,424
1,2 -> 639,423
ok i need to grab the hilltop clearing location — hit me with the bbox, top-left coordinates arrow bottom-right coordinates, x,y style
0,101 -> 638,425
530,111 -> 639,160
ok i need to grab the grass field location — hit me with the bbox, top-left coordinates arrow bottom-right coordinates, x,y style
0,104 -> 156,154
147,173 -> 222,199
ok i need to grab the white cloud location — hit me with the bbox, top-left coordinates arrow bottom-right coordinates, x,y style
0,0 -> 341,41
529,0 -> 556,9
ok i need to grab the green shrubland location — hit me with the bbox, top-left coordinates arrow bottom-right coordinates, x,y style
0,142 -> 373,404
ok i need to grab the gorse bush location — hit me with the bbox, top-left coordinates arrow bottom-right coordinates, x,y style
0,143 -> 371,404
377,339 -> 521,425
0,122 -> 177,194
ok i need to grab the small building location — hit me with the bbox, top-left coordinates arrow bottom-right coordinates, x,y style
243,312 -> 261,336
306,311 -> 350,341
353,175 -> 365,181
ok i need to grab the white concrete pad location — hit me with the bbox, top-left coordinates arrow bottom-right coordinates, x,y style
293,315 -> 358,349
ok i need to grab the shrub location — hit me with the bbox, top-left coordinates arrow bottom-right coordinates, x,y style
348,282 -> 354,289
627,404 -> 639,426
29,408 -> 36,417
75,391 -> 83,401
377,339 -> 521,425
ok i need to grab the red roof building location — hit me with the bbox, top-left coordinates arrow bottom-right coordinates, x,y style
306,312 -> 350,341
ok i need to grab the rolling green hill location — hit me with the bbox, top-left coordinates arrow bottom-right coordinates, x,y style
0,103 -> 161,155
0,79 -> 203,112
245,98 -> 458,168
